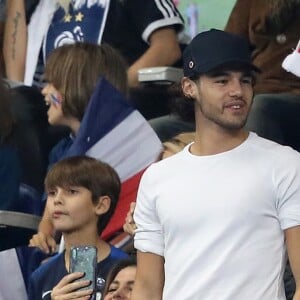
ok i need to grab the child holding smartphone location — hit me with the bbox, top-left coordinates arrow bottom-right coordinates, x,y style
28,156 -> 128,300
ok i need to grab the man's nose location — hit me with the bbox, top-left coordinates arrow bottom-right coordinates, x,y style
228,79 -> 243,97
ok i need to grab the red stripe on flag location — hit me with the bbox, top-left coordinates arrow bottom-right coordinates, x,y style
101,169 -> 146,240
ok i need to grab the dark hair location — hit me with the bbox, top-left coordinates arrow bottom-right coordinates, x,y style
0,79 -> 15,145
45,156 -> 121,234
44,42 -> 128,121
102,258 -> 137,297
168,82 -> 195,124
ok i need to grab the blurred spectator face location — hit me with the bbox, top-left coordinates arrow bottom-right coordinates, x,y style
41,83 -> 64,126
103,266 -> 136,300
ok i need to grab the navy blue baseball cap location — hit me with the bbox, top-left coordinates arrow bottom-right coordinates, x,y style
183,29 -> 260,77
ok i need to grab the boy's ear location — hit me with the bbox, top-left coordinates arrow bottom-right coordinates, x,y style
95,195 -> 111,215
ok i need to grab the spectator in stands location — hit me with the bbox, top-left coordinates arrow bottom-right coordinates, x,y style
29,42 -> 128,254
0,77 -> 21,211
225,0 -> 300,151
131,29 -> 300,300
102,258 -> 137,300
28,156 -> 128,299
4,0 -> 185,88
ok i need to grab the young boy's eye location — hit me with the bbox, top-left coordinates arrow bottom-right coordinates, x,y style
67,188 -> 79,194
47,190 -> 57,197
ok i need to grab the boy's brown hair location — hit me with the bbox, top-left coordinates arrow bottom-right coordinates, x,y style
45,156 -> 121,234
44,42 -> 128,121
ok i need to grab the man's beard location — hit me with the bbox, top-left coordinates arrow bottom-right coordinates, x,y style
266,0 -> 300,32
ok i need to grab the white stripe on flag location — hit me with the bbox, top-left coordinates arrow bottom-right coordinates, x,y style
0,249 -> 27,300
86,110 -> 162,181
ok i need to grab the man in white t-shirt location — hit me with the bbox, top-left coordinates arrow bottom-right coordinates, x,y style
132,29 -> 300,300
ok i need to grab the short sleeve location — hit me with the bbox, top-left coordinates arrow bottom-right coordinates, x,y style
134,166 -> 164,256
123,0 -> 184,43
275,149 -> 300,230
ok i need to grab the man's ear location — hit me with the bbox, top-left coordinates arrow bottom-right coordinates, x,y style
181,77 -> 197,99
95,195 -> 111,216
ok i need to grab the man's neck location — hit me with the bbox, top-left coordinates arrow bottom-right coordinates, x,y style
191,126 -> 249,156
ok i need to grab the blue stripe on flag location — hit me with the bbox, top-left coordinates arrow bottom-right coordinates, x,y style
66,77 -> 134,156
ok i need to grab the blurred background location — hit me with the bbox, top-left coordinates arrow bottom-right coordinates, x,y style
175,0 -> 236,38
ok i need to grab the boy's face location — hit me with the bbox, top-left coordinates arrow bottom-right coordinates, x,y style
42,83 -> 65,126
47,185 -> 98,233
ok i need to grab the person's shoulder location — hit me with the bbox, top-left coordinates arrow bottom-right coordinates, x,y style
139,145 -> 189,187
30,252 -> 64,280
109,245 -> 129,260
152,143 -> 190,168
249,132 -> 300,161
51,135 -> 73,153
48,135 -> 73,162
96,245 -> 129,278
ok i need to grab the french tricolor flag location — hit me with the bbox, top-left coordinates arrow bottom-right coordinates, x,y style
66,77 -> 162,239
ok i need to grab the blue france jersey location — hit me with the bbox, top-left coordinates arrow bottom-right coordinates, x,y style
44,1 -> 108,61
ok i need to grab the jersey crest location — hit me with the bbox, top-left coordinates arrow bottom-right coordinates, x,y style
44,0 -> 109,60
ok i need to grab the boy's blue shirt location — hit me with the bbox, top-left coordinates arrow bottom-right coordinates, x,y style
28,244 -> 129,300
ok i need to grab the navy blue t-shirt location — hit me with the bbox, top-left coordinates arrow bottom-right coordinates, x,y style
28,245 -> 128,300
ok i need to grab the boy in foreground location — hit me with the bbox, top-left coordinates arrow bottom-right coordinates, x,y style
28,156 -> 128,300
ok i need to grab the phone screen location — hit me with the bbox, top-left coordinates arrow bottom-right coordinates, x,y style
69,246 -> 97,291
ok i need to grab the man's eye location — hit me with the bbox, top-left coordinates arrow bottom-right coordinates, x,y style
108,288 -> 117,293
216,79 -> 227,84
242,78 -> 253,84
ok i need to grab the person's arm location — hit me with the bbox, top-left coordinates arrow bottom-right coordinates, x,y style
224,0 -> 251,37
131,251 -> 165,300
3,0 -> 27,81
285,226 -> 300,300
127,27 -> 181,87
29,204 -> 57,254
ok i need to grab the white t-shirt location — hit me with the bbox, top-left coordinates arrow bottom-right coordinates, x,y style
134,132 -> 300,300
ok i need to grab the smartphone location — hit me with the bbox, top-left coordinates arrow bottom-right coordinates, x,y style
69,246 -> 97,292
